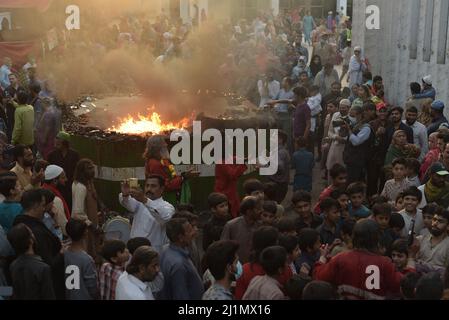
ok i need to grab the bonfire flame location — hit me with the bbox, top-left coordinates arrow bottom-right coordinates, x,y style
109,112 -> 190,135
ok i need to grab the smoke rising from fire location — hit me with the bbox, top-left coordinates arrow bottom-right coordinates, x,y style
37,0 -> 237,123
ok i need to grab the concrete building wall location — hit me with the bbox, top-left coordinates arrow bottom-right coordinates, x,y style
177,0 -> 282,23
352,0 -> 449,116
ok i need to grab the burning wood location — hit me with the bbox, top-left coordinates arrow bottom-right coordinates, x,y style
107,112 -> 190,135
61,94 -> 275,142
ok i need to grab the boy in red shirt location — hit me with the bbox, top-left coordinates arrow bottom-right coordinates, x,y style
314,164 -> 347,214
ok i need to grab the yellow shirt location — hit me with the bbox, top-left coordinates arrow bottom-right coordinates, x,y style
11,163 -> 33,191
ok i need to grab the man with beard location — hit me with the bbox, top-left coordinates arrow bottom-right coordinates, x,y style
72,158 -> 102,259
342,105 -> 375,184
115,246 -> 161,300
13,190 -> 65,299
7,223 -> 55,300
312,33 -> 335,66
47,131 -> 80,209
326,99 -> 351,173
144,135 -> 198,206
403,106 -> 428,162
418,163 -> 449,209
416,208 -> 449,273
313,63 -> 340,97
221,196 -> 263,264
317,82 -> 342,161
42,165 -> 70,236
322,82 -> 342,107
384,107 -> 414,153
119,175 -> 175,253
159,218 -> 204,300
11,145 -> 43,190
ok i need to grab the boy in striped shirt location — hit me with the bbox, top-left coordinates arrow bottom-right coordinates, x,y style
99,240 -> 130,300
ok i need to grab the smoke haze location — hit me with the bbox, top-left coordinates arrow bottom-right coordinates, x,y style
35,1 -> 236,123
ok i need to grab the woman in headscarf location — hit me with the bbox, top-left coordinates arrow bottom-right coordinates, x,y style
348,46 -> 367,88
420,132 -> 441,181
384,130 -> 408,167
309,54 -> 323,79
349,84 -> 360,103
384,130 -> 420,166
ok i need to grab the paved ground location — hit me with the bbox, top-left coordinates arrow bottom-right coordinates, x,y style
281,167 -> 327,208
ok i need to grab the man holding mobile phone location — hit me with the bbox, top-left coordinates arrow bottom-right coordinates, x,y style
119,175 -> 175,253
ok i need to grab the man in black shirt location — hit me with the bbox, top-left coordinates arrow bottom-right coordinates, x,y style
13,189 -> 65,299
3,73 -> 25,141
7,223 -> 55,300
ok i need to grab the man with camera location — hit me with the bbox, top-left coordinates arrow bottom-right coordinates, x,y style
342,103 -> 376,184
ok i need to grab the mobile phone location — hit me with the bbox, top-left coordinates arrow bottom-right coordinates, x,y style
128,178 -> 139,188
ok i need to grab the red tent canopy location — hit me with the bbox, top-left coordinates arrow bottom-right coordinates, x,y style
0,0 -> 52,12
0,41 -> 40,66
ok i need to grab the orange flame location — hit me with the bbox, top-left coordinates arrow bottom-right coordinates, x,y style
108,112 -> 190,135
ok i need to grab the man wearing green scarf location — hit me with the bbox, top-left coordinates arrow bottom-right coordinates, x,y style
418,163 -> 449,209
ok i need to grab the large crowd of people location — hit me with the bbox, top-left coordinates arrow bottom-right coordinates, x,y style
1,7 -> 449,301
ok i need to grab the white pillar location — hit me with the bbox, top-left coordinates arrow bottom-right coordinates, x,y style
271,0 -> 279,16
337,0 -> 348,16
160,0 -> 170,15
190,0 -> 208,25
180,0 -> 191,23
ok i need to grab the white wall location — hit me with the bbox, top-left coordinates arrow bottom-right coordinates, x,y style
0,12 -> 11,30
352,0 -> 449,117
337,0 -> 347,16
271,0 -> 280,16
180,0 -> 191,23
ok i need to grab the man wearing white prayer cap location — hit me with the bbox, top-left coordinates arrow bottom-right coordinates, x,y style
43,165 -> 70,235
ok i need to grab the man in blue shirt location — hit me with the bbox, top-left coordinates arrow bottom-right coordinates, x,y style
0,172 -> 23,233
159,218 -> 204,300
202,240 -> 239,300
428,100 -> 448,136
414,75 -> 436,100
0,57 -> 12,90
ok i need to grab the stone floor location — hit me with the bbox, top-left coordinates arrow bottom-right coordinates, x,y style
281,166 -> 328,208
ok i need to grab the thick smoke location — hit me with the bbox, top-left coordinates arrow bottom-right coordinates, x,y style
37,1 -> 236,124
